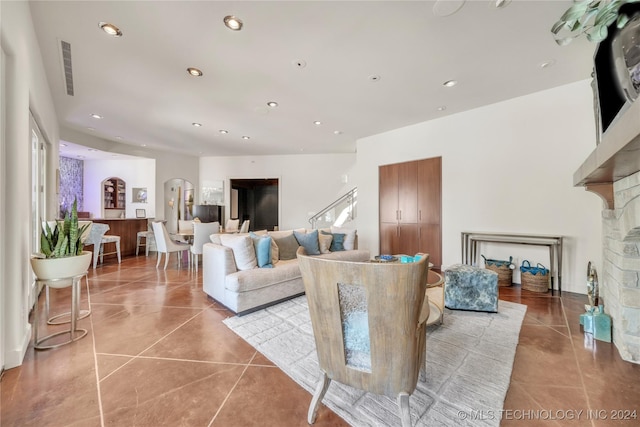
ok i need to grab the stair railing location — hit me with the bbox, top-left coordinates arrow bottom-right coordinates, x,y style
308,187 -> 357,229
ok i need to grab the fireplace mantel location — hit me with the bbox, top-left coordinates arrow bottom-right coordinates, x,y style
574,98 -> 640,208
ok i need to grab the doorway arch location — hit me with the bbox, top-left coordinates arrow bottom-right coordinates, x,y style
164,178 -> 194,234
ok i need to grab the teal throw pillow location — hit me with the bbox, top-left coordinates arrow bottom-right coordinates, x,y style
322,230 -> 345,251
294,229 -> 320,255
273,233 -> 299,260
249,232 -> 273,268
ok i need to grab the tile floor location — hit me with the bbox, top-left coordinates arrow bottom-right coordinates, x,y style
1,255 -> 639,426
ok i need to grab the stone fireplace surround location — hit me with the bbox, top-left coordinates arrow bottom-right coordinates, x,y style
575,96 -> 640,364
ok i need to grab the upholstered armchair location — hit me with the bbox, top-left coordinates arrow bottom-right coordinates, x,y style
297,250 -> 430,427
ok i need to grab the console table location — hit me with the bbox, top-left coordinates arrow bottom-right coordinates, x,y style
460,231 -> 563,296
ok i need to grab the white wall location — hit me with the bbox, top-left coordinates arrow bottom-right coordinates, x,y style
356,80 -> 603,295
84,158 -> 156,218
200,153 -> 357,230
1,45 -> 6,371
61,127 -> 199,221
1,2 -> 60,368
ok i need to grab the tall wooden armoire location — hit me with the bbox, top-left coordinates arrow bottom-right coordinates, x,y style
379,157 -> 442,269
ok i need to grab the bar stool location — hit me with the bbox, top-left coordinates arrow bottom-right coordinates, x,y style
34,274 -> 88,350
100,234 -> 121,264
136,230 -> 155,256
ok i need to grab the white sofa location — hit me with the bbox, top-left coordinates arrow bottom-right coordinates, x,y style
202,228 -> 370,315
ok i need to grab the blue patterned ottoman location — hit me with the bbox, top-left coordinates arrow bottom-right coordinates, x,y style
444,264 -> 499,312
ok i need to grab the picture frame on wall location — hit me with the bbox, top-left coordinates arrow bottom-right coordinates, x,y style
136,209 -> 146,218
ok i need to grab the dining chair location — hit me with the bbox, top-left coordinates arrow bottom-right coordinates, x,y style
178,219 -> 194,234
298,249 -> 430,427
225,218 -> 240,233
151,221 -> 190,270
190,221 -> 220,272
239,219 -> 250,233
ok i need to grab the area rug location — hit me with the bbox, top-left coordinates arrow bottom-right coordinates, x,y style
223,296 -> 526,427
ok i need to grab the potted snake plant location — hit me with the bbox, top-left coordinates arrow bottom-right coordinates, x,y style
30,198 -> 93,280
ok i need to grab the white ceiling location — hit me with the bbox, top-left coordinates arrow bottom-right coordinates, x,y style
29,0 -> 596,159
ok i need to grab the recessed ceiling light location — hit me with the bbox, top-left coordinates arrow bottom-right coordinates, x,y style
242,136 -> 250,140
99,22 -> 122,37
90,113 -> 103,119
219,130 -> 229,134
334,130 -> 343,135
187,67 -> 203,77
314,121 -> 322,125
267,101 -> 278,108
494,0 -> 512,9
192,122 -> 202,127
224,15 -> 243,31
433,0 -> 465,17
292,59 -> 307,69
539,59 -> 556,69
443,80 -> 457,87
141,144 -> 147,147
437,106 -> 447,111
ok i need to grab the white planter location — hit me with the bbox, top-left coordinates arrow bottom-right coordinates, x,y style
30,251 -> 92,285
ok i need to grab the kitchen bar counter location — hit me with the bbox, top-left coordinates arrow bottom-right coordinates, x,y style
90,218 -> 149,259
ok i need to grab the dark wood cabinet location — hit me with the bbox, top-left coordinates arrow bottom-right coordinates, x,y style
397,161 -> 418,223
417,157 -> 442,267
193,205 -> 225,223
379,157 -> 441,269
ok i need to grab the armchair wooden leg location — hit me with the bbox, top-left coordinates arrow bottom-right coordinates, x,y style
308,372 -> 330,424
397,392 -> 412,427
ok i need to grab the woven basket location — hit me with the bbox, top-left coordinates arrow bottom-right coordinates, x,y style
482,255 -> 513,287
520,260 -> 549,293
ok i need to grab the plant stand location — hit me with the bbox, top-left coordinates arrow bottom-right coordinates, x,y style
33,274 -> 88,350
46,273 -> 91,324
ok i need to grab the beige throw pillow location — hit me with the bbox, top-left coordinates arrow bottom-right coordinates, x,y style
318,231 -> 333,254
219,234 -> 257,271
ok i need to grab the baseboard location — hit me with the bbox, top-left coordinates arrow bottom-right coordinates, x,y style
4,323 -> 31,369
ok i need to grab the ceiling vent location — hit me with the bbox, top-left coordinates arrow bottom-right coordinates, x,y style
60,40 -> 74,96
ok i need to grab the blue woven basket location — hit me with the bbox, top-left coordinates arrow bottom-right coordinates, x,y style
520,260 -> 549,293
481,255 -> 513,286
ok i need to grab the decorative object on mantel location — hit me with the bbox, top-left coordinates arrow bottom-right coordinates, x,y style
587,260 -> 600,307
579,262 -> 612,342
481,254 -> 515,286
551,0 -> 640,45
